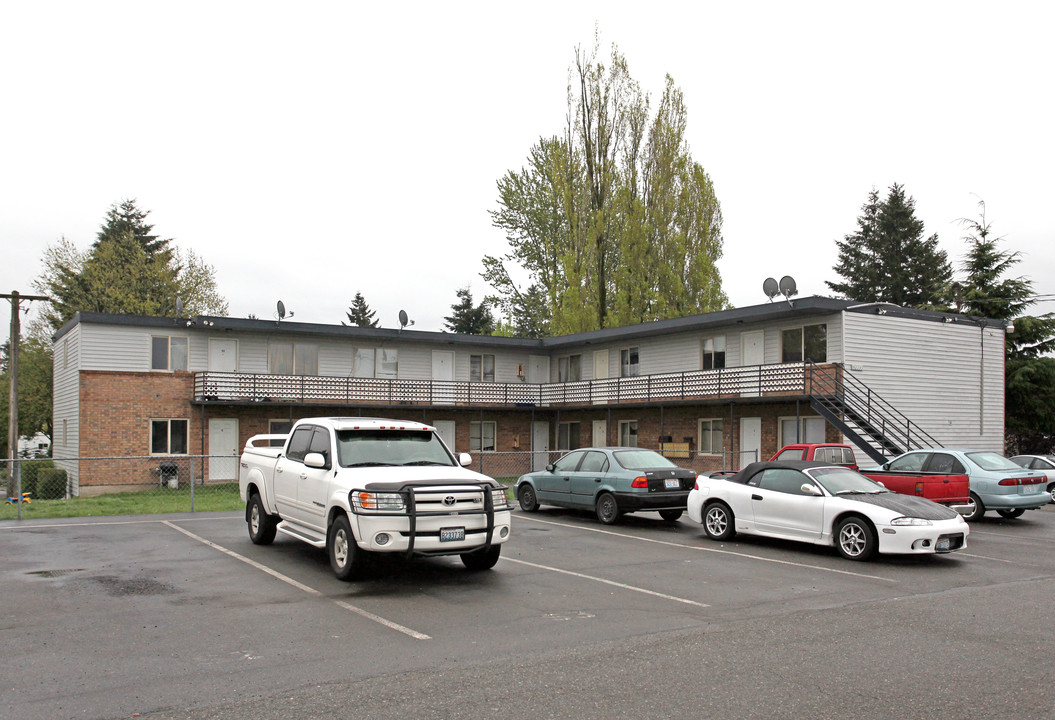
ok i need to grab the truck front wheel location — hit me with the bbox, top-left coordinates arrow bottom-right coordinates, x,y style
328,514 -> 365,581
247,493 -> 277,545
461,544 -> 501,571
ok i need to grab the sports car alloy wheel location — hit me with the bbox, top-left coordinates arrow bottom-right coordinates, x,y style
835,517 -> 876,561
703,503 -> 735,540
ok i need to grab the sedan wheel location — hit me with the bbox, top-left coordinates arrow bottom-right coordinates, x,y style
1049,483 -> 1055,504
835,516 -> 876,561
517,484 -> 540,512
997,508 -> 1025,519
702,502 -> 735,541
595,492 -> 620,525
962,493 -> 985,522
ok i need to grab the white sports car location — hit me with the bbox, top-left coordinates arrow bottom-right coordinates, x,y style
687,461 -> 969,560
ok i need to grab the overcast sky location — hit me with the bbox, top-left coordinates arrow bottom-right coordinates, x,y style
2,1 -> 1053,343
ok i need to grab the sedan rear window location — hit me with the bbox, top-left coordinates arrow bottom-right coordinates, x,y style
966,452 -> 1021,471
613,450 -> 677,470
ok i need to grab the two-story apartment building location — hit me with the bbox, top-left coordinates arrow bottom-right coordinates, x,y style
51,297 -> 1009,494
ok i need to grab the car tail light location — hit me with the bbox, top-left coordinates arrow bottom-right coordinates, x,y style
693,480 -> 699,490
631,476 -> 649,488
999,476 -> 1043,486
915,482 -> 924,496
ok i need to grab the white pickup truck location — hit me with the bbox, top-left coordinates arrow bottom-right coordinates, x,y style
238,417 -> 512,580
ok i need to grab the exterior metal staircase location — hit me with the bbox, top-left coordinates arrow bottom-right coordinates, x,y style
806,362 -> 943,466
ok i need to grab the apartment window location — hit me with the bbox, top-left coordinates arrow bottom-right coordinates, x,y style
618,420 -> 638,447
557,421 -> 581,451
778,416 -> 826,446
269,419 -> 293,447
353,348 -> 375,378
150,419 -> 188,455
151,336 -> 188,371
702,336 -> 726,370
698,419 -> 723,454
558,355 -> 582,382
377,348 -> 398,379
781,324 -> 827,363
620,348 -> 640,377
269,343 -> 319,375
470,354 -> 496,383
470,421 -> 496,452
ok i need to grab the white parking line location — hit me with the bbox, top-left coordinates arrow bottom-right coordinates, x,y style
504,557 -> 710,608
518,515 -> 896,582
162,521 -> 431,640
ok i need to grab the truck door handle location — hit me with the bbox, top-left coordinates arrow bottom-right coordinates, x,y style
276,467 -> 283,474
752,494 -> 763,501
299,473 -> 308,479
594,478 -> 601,483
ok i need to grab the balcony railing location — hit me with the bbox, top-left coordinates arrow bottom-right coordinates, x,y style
193,363 -> 818,408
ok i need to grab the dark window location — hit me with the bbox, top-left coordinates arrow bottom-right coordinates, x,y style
558,355 -> 582,382
702,336 -> 726,370
470,354 -> 495,383
286,426 -> 314,462
269,420 -> 293,448
757,468 -> 810,495
579,451 -> 608,473
308,427 -> 331,466
150,419 -> 188,455
557,422 -> 581,451
620,348 -> 639,377
782,324 -> 827,363
889,452 -> 928,473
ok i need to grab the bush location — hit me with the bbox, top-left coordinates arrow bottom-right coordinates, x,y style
19,459 -> 55,498
36,468 -> 68,500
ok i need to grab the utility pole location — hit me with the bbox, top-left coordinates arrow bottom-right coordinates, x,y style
2,290 -> 50,518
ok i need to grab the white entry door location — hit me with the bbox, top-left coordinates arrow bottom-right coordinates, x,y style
532,421 -> 550,471
434,420 -> 456,453
740,331 -> 764,397
739,417 -> 761,470
209,339 -> 237,371
528,355 -> 549,384
592,420 -> 607,447
208,418 -> 239,482
432,351 -> 455,404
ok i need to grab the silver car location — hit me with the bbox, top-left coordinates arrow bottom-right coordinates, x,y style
1009,455 -> 1055,504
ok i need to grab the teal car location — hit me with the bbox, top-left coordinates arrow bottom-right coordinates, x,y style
514,447 -> 697,525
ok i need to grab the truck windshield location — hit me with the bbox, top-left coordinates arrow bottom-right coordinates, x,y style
335,429 -> 456,468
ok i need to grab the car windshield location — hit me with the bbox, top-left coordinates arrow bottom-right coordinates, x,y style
335,429 -> 455,468
613,450 -> 677,470
966,452 -> 1021,471
806,467 -> 888,495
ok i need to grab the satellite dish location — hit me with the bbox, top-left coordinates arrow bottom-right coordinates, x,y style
277,300 -> 286,320
762,277 -> 779,300
398,309 -> 409,328
779,276 -> 798,298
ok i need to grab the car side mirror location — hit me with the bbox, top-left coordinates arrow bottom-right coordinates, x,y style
800,483 -> 823,497
882,462 -> 890,470
304,452 -> 327,469
546,463 -> 556,472
459,452 -> 472,467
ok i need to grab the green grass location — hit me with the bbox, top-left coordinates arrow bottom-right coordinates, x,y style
0,483 -> 243,520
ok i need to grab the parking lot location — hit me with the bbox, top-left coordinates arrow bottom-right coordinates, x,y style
3,504 -> 1055,720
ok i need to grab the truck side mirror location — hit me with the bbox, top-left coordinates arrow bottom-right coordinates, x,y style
304,452 -> 327,469
459,452 -> 472,467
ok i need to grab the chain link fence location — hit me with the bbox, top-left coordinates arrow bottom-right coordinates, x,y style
1,447 -> 758,520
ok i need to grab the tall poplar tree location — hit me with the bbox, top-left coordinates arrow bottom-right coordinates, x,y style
484,35 -> 726,336
828,184 -> 953,308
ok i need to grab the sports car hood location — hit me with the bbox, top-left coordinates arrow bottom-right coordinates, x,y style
839,492 -> 959,521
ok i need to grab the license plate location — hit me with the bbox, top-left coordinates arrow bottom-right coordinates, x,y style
664,479 -> 681,489
1023,484 -> 1039,494
936,538 -> 950,551
440,527 -> 465,542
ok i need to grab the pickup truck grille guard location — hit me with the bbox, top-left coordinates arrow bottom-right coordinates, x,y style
348,484 -> 502,558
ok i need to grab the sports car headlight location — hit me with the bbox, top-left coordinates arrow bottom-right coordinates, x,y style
491,487 -> 510,508
353,491 -> 405,512
890,517 -> 932,527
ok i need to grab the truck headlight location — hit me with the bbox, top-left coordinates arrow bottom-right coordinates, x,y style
353,491 -> 405,512
491,487 -> 510,508
890,517 -> 932,527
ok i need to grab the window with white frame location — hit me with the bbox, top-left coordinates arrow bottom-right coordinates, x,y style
778,416 -> 826,446
558,355 -> 582,382
353,348 -> 375,378
702,336 -> 726,370
618,420 -> 638,447
698,419 -> 723,454
781,324 -> 827,363
470,354 -> 496,383
150,418 -> 189,455
151,336 -> 188,371
269,342 -> 319,375
620,348 -> 640,377
557,421 -> 581,450
377,348 -> 398,379
470,421 -> 496,452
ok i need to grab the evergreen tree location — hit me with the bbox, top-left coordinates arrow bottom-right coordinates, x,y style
343,292 -> 379,328
95,198 -> 173,260
444,287 -> 496,335
827,184 -> 953,308
955,201 -> 1055,452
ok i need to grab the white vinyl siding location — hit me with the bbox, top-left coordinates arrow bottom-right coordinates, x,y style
52,326 -> 82,491
842,313 -> 1004,454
